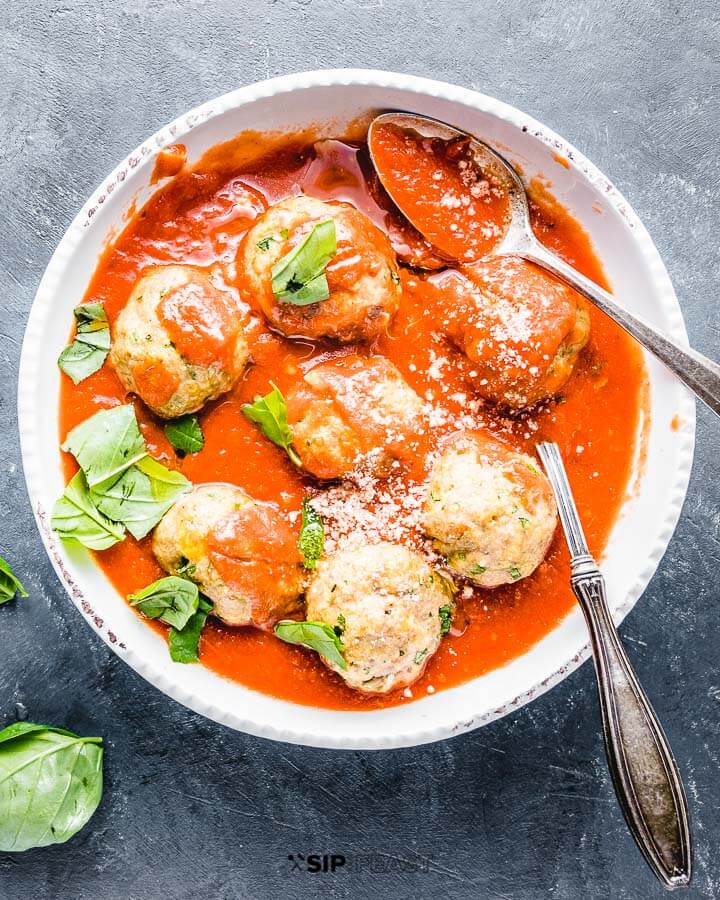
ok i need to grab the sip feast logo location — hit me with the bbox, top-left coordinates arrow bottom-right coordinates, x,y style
287,853 -> 346,873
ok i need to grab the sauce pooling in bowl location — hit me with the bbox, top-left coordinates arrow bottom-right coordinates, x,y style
58,128 -> 646,710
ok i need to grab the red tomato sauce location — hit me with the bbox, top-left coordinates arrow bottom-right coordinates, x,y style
58,129 -> 646,711
369,122 -> 511,262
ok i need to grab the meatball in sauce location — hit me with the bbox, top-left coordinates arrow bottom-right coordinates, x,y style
286,354 -> 427,479
239,195 -> 401,343
110,265 -> 249,418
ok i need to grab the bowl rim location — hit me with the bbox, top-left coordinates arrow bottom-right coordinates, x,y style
18,68 -> 696,748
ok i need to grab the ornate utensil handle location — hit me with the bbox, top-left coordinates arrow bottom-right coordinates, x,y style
537,443 -> 692,889
572,555 -> 692,889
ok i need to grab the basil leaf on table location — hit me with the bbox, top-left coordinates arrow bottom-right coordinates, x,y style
58,302 -> 111,384
0,556 -> 28,605
271,219 -> 337,306
0,722 -> 103,852
241,383 -> 301,466
51,471 -> 126,550
62,404 -> 146,489
168,596 -> 213,663
164,415 -> 204,455
91,456 -> 190,540
128,576 -> 199,630
298,499 -> 324,571
274,620 -> 347,670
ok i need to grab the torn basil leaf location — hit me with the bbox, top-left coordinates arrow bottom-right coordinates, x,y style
164,415 -> 204,455
271,219 -> 337,306
241,383 -> 300,466
168,596 -> 213,663
58,303 -> 111,384
298,499 -> 324,571
51,471 -> 126,550
0,556 -> 28,605
91,456 -> 191,539
128,576 -> 199,631
0,722 -> 103,852
274,620 -> 347,670
62,405 -> 146,489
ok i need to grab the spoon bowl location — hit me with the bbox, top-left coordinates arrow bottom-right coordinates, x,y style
369,110 -> 720,418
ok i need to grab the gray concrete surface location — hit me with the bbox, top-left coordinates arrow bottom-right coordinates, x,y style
1,1 -> 719,897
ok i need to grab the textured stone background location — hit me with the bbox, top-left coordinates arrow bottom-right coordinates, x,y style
1,1 -> 719,898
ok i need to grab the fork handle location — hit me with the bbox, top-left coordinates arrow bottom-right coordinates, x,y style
519,238 -> 720,417
571,555 -> 692,889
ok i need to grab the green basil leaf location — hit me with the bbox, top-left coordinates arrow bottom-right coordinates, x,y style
62,405 -> 147,489
438,604 -> 453,636
168,596 -> 213,663
128,576 -> 199,630
271,219 -> 336,306
74,302 -> 108,333
51,471 -> 126,550
241,383 -> 300,466
164,415 -> 204,455
274,620 -> 347,670
0,556 -> 28,605
0,722 -> 79,746
298,499 -> 324,571
58,303 -> 111,384
0,722 -> 103,852
91,456 -> 190,540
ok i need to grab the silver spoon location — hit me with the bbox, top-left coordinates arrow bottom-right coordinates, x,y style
536,441 -> 691,889
368,112 -> 720,417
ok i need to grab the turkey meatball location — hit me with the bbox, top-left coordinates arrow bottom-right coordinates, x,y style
285,354 -> 426,479
438,256 -> 590,408
153,483 -> 304,627
422,431 -> 557,587
305,542 -> 454,694
239,196 -> 401,342
111,265 -> 249,418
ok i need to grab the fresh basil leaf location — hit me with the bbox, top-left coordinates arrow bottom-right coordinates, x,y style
58,303 -> 111,384
58,340 -> 109,384
62,405 -> 147,489
51,471 -> 126,550
74,302 -> 108,333
241,383 -> 300,466
168,596 -> 213,663
0,556 -> 28,605
0,722 -> 103,852
75,329 -> 111,351
271,219 -> 336,306
91,456 -> 190,540
0,722 -> 79,746
128,576 -> 199,630
298,499 -> 324,571
274,620 -> 347,670
164,415 -> 204,455
438,604 -> 453,636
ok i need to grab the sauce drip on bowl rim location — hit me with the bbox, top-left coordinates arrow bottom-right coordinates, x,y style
58,128 -> 646,711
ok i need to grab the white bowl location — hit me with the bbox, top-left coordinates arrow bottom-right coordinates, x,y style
19,70 -> 695,749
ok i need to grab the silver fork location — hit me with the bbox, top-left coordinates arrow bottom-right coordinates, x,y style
536,441 -> 692,889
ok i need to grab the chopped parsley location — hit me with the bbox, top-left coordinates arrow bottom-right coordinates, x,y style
298,498 -> 324,571
438,604 -> 453,636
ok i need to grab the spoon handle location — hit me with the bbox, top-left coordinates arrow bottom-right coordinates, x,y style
537,442 -> 692,889
519,239 -> 720,417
